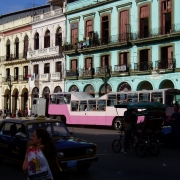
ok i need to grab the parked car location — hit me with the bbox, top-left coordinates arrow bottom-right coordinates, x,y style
0,117 -> 98,171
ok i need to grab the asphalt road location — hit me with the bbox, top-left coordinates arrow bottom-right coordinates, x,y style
0,125 -> 180,180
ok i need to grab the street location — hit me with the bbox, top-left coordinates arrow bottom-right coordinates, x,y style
0,126 -> 180,180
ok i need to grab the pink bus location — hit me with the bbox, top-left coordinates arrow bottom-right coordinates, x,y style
46,89 -> 180,130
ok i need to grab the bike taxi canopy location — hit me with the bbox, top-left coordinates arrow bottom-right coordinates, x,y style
114,102 -> 167,109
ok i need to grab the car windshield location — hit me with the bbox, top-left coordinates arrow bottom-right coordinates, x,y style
27,122 -> 71,139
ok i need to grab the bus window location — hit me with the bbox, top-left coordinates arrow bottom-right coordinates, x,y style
66,94 -> 71,104
97,100 -> 106,111
88,100 -> 97,111
151,92 -> 163,103
117,94 -> 127,103
71,101 -> 79,111
79,101 -> 87,111
33,100 -> 37,105
139,93 -> 150,102
50,95 -> 56,104
107,94 -> 116,106
127,93 -> 138,102
56,94 -> 64,104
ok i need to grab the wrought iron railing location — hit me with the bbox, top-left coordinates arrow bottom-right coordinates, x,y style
96,66 -> 111,76
66,70 -> 79,77
155,58 -> 176,70
0,53 -> 27,62
79,68 -> 94,77
134,62 -> 152,71
2,75 -> 28,82
114,64 -> 129,72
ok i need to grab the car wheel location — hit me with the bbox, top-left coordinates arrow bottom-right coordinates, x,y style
77,163 -> 91,171
113,117 -> 123,130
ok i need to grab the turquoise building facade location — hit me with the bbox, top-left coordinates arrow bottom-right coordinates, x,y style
65,0 -> 180,97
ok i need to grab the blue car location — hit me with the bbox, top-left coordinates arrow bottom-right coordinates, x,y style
0,117 -> 98,171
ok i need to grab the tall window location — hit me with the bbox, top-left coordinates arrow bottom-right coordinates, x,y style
56,61 -> 62,72
23,66 -> 28,80
139,49 -> 150,71
15,37 -> 19,59
71,59 -> 77,72
101,15 -> 109,44
34,33 -> 39,50
24,35 -> 29,58
71,23 -> 78,45
55,27 -> 62,46
101,55 -> 109,67
44,30 -> 50,48
6,39 -> 11,60
33,64 -> 39,78
119,10 -> 129,42
161,46 -> 173,68
161,0 -> 172,34
85,58 -> 92,69
44,63 -> 50,73
14,67 -> 19,81
119,53 -> 128,66
139,5 -> 149,38
85,20 -> 93,38
6,68 -> 10,79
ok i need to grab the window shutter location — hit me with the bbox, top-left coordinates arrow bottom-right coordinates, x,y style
120,10 -> 129,41
120,53 -> 124,65
71,60 -> 77,71
85,58 -> 92,69
168,46 -> 173,59
101,56 -> 105,66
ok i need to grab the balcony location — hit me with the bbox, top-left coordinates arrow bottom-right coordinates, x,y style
95,66 -> 111,77
155,59 -> 175,73
79,68 -> 94,78
0,53 -> 27,62
33,8 -> 63,22
66,70 -> 78,80
50,72 -> 62,81
27,46 -> 60,60
133,62 -> 152,75
39,74 -> 50,81
2,75 -> 29,84
112,64 -> 129,76
64,23 -> 180,55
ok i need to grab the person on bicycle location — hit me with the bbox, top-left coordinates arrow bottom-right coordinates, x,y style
122,108 -> 138,154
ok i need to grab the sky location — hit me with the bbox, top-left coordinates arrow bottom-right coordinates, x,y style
0,0 -> 47,15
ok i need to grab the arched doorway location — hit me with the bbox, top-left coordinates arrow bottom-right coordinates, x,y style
137,81 -> 153,90
21,88 -> 28,115
69,85 -> 79,92
42,87 -> 50,116
99,84 -> 112,97
54,86 -> 62,93
32,87 -> 39,98
159,80 -> 174,89
4,89 -> 10,113
84,84 -> 95,97
118,82 -> 131,92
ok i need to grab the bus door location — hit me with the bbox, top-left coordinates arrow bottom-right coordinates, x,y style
78,100 -> 88,124
87,100 -> 97,125
96,100 -> 106,125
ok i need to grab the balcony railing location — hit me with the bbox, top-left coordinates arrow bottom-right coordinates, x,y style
50,72 -> 62,81
33,8 -> 63,22
96,66 -> 111,76
114,64 -> 129,72
2,75 -> 28,83
134,62 -> 152,71
79,68 -> 94,77
155,58 -> 176,70
0,53 -> 27,62
39,73 -> 50,81
66,70 -> 78,77
27,46 -> 59,59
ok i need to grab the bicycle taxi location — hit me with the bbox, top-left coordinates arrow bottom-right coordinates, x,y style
112,102 -> 167,157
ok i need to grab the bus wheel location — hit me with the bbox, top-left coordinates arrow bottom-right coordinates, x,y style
113,117 -> 123,130
56,116 -> 61,121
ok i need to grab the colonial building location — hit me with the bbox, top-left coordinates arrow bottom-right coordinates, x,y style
0,5 -> 50,115
27,0 -> 66,109
65,0 -> 180,97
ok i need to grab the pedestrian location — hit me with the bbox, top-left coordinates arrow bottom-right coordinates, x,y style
16,109 -> 18,118
170,105 -> 180,149
28,108 -> 32,117
22,128 -> 63,180
122,108 -> 137,154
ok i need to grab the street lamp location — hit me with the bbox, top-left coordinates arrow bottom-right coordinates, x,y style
104,65 -> 111,94
7,75 -> 13,117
